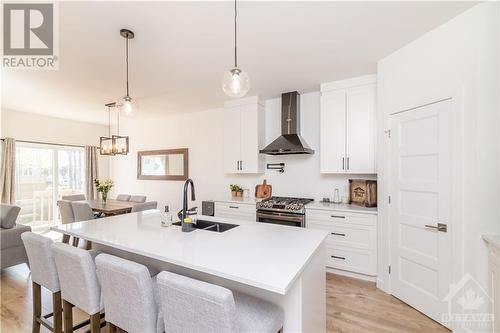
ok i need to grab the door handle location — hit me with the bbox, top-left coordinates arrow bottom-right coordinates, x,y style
228,206 -> 239,209
425,223 -> 447,232
331,255 -> 346,260
330,215 -> 345,219
342,158 -> 345,170
331,232 -> 346,236
240,160 -> 243,171
347,157 -> 350,170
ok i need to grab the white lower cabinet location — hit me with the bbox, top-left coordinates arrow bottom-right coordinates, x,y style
306,209 -> 377,278
214,202 -> 256,222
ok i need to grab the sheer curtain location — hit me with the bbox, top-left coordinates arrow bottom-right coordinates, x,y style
0,138 -> 16,204
85,146 -> 99,200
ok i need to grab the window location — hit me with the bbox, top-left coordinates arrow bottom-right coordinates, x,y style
15,143 -> 85,231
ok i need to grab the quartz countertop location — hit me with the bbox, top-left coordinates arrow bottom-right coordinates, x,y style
482,234 -> 500,251
51,211 -> 327,295
305,202 -> 378,215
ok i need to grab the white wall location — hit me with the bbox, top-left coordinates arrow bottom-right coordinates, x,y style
110,91 -> 375,214
376,1 -> 499,303
1,109 -> 110,179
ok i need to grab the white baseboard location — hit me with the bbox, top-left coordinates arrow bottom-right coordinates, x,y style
326,267 -> 377,282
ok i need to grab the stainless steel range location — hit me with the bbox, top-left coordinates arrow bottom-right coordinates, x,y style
256,197 -> 314,228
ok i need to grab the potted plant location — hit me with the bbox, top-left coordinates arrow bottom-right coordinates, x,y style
230,184 -> 241,197
94,179 -> 114,204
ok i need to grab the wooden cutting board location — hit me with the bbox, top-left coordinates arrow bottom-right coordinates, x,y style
255,179 -> 272,198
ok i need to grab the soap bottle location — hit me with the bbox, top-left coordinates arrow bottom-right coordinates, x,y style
161,205 -> 173,227
333,188 -> 341,204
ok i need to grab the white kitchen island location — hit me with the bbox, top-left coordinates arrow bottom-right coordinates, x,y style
51,210 -> 328,332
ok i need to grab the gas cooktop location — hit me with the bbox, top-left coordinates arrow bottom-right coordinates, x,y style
256,196 -> 314,214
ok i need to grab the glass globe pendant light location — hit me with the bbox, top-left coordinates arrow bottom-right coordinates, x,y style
116,29 -> 137,115
222,0 -> 250,98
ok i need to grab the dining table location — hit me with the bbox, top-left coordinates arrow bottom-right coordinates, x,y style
81,199 -> 135,216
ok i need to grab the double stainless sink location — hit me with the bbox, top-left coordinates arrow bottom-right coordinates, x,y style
172,219 -> 239,233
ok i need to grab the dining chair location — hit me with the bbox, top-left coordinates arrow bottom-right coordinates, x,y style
131,201 -> 158,213
51,243 -> 103,333
129,195 -> 147,203
71,202 -> 95,249
62,194 -> 86,201
21,232 -> 63,333
157,271 -> 284,333
95,254 -> 163,333
115,194 -> 131,201
57,200 -> 74,244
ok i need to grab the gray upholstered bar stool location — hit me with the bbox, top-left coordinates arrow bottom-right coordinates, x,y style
157,271 -> 284,333
95,254 -> 163,333
51,242 -> 103,333
21,232 -> 63,333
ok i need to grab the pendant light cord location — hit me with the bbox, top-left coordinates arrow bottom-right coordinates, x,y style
126,36 -> 130,97
234,0 -> 237,68
108,106 -> 111,137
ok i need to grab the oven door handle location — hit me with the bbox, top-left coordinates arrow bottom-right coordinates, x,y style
257,212 -> 304,223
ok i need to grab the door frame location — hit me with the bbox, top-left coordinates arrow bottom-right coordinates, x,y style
377,88 -> 465,327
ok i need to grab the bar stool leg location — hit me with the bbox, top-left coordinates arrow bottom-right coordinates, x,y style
106,322 -> 117,333
63,300 -> 74,333
52,291 -> 63,333
90,313 -> 101,333
32,282 -> 41,333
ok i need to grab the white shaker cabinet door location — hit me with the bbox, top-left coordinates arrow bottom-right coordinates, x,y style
346,84 -> 376,174
320,89 -> 346,173
223,106 -> 241,173
239,104 -> 259,173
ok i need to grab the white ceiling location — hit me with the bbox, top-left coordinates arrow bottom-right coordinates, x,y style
2,1 -> 476,124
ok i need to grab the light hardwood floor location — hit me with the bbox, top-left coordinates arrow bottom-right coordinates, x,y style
1,265 -> 449,332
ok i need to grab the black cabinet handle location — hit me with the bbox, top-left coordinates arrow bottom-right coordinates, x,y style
229,206 -> 239,209
342,157 -> 344,170
330,215 -> 345,219
331,255 -> 345,260
331,232 -> 346,236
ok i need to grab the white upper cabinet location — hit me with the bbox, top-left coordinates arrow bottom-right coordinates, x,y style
223,97 -> 265,174
320,75 -> 377,174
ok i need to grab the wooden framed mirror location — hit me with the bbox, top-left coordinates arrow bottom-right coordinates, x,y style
137,148 -> 189,181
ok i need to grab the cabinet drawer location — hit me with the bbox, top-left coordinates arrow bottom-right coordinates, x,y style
306,209 -> 376,226
308,221 -> 376,250
326,246 -> 376,276
215,202 -> 256,222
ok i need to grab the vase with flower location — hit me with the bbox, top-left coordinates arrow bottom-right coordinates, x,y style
94,179 -> 114,204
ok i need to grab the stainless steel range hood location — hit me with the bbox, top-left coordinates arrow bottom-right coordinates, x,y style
260,91 -> 314,155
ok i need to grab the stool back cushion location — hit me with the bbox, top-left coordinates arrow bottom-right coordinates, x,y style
129,195 -> 147,203
95,254 -> 158,332
157,271 -> 236,333
0,204 -> 21,229
57,200 -> 75,224
131,201 -> 158,213
51,243 -> 102,315
62,194 -> 86,201
116,194 -> 131,201
71,202 -> 94,222
21,232 -> 60,292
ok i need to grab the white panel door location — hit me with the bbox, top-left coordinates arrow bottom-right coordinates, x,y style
346,84 -> 376,174
390,99 -> 452,327
239,104 -> 259,173
223,106 -> 241,173
320,90 -> 346,173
